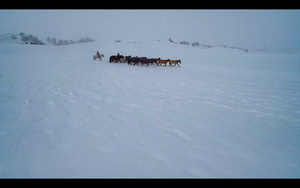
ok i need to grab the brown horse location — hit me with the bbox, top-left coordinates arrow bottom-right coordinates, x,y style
169,60 -> 181,67
158,59 -> 170,66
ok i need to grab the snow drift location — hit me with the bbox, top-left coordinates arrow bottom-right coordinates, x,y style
0,39 -> 299,177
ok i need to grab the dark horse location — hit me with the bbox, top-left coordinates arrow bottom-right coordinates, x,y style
109,55 -> 125,63
127,56 -> 160,66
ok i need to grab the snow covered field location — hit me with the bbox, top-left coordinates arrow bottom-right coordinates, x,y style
0,40 -> 300,177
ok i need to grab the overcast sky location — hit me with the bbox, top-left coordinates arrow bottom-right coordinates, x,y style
0,9 -> 300,50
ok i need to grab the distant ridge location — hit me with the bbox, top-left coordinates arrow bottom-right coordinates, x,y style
168,38 -> 248,53
0,32 -> 248,53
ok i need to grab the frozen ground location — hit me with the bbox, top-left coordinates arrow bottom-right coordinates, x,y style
0,40 -> 300,177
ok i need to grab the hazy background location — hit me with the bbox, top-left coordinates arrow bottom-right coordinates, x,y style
1,9 -> 300,50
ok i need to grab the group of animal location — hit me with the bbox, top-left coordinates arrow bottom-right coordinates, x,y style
109,55 -> 181,67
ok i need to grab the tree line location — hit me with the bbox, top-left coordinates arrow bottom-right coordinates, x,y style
47,37 -> 95,45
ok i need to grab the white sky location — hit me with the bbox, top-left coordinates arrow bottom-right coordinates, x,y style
1,9 -> 300,50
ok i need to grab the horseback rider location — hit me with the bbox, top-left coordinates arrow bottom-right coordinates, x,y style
117,53 -> 120,57
96,51 -> 100,58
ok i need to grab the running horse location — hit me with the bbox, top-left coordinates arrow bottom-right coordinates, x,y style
93,54 -> 104,61
158,59 -> 170,66
169,60 -> 181,67
109,55 -> 126,63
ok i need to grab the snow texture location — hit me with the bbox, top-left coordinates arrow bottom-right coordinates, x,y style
0,40 -> 300,177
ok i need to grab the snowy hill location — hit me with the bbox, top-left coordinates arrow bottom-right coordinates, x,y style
0,33 -> 95,46
0,33 -> 23,44
0,40 -> 300,177
0,33 -> 44,45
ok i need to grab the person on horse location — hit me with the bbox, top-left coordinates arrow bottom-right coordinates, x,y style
117,53 -> 120,57
96,51 -> 100,58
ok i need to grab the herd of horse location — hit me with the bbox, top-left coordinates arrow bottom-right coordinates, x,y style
109,55 -> 182,67
93,53 -> 182,67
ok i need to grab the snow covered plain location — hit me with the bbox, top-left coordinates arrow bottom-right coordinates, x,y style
0,40 -> 300,177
